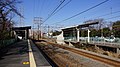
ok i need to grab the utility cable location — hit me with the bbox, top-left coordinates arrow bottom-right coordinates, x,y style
82,10 -> 120,22
39,0 -> 45,16
55,0 -> 109,24
52,0 -> 72,16
43,0 -> 66,23
105,15 -> 120,20
95,10 -> 120,18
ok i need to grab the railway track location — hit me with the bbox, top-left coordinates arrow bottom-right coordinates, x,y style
46,41 -> 120,67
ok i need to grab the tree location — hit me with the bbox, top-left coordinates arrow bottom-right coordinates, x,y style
87,18 -> 114,37
0,0 -> 23,39
90,29 -> 97,37
80,29 -> 87,37
112,21 -> 120,38
52,30 -> 61,36
102,27 -> 110,37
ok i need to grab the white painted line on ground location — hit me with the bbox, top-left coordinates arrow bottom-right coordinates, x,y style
28,39 -> 36,67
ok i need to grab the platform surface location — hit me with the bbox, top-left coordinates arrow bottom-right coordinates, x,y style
0,39 -> 51,67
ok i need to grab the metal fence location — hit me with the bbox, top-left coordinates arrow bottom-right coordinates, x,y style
64,37 -> 120,44
0,39 -> 16,49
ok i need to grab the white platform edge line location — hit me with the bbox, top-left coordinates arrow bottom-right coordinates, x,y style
28,39 -> 36,67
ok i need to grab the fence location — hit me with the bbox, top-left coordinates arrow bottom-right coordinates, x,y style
0,39 -> 16,49
64,37 -> 120,44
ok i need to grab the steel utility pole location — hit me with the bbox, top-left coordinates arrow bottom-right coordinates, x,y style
40,18 -> 42,38
33,17 -> 42,40
32,23 -> 34,39
48,25 -> 50,38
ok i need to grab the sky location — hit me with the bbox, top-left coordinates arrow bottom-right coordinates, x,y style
14,0 -> 120,30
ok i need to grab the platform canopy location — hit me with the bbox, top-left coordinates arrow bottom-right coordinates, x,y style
61,22 -> 99,39
12,26 -> 31,39
62,22 -> 99,32
12,26 -> 31,30
77,22 -> 99,28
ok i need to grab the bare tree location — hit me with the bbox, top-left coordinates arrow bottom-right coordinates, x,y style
0,0 -> 23,39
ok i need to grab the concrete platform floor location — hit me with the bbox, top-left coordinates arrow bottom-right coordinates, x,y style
0,39 -> 51,67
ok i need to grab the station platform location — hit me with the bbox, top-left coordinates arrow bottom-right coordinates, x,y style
0,39 -> 51,67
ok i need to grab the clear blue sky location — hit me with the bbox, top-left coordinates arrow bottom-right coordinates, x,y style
15,0 -> 120,29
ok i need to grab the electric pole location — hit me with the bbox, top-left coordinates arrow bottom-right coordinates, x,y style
48,25 -> 50,38
32,23 -> 34,39
33,17 -> 42,40
40,19 -> 42,39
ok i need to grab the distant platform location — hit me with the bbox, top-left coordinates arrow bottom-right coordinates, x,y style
64,40 -> 120,48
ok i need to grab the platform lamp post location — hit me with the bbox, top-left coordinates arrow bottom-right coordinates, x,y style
110,26 -> 113,37
76,27 -> 80,42
87,29 -> 90,43
108,21 -> 114,38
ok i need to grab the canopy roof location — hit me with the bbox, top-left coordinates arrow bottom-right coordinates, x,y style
12,26 -> 31,30
62,22 -> 99,31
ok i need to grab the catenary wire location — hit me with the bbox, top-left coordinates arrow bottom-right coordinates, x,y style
43,0 -> 66,23
53,0 -> 109,24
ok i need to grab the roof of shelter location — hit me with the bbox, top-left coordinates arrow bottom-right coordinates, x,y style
77,22 -> 99,28
62,22 -> 99,31
12,26 -> 31,30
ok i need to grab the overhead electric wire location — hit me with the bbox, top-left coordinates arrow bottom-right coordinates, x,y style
105,15 -> 120,20
52,0 -> 72,16
39,0 -> 45,16
33,0 -> 35,17
96,10 -> 120,18
43,0 -> 66,23
54,0 -> 109,24
33,0 -> 37,17
83,10 -> 120,21
37,0 -> 40,16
